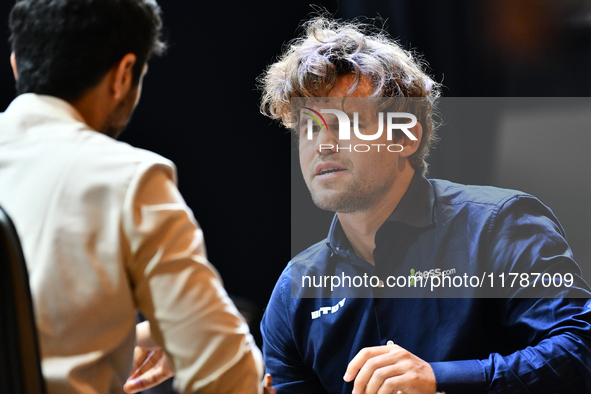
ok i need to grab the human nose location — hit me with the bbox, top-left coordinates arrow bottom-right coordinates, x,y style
314,127 -> 338,156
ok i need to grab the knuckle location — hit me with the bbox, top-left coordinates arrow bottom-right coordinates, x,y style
390,345 -> 403,355
366,358 -> 378,369
383,376 -> 397,388
374,367 -> 389,380
407,371 -> 420,383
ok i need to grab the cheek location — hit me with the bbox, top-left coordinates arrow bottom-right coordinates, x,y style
299,140 -> 315,170
378,153 -> 399,176
356,152 -> 397,175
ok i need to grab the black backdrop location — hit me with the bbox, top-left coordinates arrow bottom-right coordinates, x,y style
2,0 -> 591,344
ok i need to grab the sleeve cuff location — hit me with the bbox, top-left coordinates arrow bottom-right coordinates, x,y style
430,359 -> 488,393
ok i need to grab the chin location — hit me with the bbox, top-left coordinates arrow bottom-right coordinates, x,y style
310,192 -> 345,212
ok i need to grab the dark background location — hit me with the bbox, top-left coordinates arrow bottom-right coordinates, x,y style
2,0 -> 591,347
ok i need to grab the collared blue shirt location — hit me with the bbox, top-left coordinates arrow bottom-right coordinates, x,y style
262,173 -> 591,393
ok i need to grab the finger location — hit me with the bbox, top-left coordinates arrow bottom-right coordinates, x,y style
345,345 -> 399,382
376,375 -> 405,394
123,362 -> 172,393
354,352 -> 407,393
364,363 -> 410,394
128,346 -> 152,377
129,349 -> 159,380
263,373 -> 277,394
264,373 -> 273,387
123,378 -> 145,394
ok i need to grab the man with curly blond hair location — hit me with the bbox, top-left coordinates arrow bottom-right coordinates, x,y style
260,16 -> 591,394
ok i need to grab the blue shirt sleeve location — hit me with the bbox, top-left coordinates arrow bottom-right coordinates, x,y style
261,266 -> 326,393
432,195 -> 591,393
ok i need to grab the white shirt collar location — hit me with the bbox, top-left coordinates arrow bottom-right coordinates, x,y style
5,93 -> 88,126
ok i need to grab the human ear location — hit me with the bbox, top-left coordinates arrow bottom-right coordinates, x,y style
398,122 -> 423,158
111,53 -> 137,101
10,52 -> 18,80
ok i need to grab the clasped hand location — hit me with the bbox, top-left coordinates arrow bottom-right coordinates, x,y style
123,321 -> 174,393
344,344 -> 436,394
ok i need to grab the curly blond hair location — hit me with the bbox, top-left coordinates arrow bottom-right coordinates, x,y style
259,16 -> 441,174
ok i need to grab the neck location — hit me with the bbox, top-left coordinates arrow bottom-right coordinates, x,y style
69,72 -> 114,134
70,92 -> 108,133
337,166 -> 415,265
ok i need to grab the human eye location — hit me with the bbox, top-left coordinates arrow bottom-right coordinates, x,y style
298,119 -> 322,138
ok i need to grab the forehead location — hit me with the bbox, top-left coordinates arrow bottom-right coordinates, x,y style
328,74 -> 374,98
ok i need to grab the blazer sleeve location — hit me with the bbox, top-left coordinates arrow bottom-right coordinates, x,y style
121,159 -> 263,394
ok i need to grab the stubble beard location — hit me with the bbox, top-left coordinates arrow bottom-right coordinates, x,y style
101,87 -> 138,138
308,177 -> 392,214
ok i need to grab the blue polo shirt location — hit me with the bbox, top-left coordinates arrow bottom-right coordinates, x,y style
261,173 -> 591,393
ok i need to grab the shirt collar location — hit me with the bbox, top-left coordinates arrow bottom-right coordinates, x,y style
384,171 -> 435,228
327,171 -> 435,249
5,93 -> 87,125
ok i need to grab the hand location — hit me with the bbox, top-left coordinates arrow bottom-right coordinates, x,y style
123,322 -> 174,393
263,373 -> 277,394
123,347 -> 174,393
344,344 -> 436,394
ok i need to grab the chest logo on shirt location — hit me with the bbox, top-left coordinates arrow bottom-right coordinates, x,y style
311,298 -> 346,319
410,267 -> 458,286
